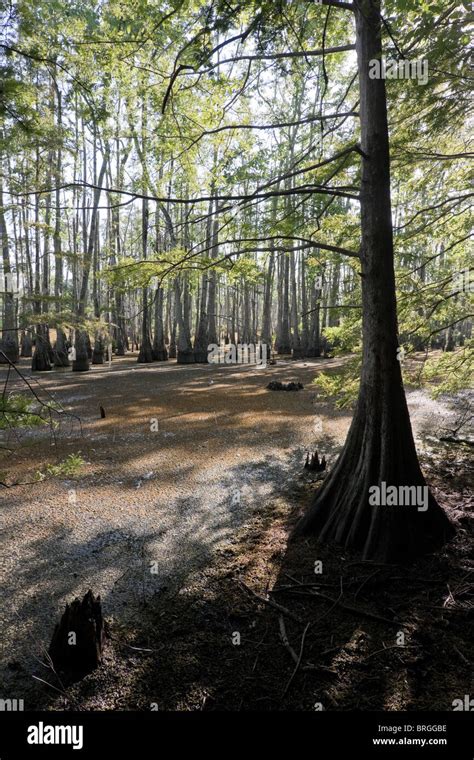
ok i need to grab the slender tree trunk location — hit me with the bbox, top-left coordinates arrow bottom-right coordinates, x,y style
193,195 -> 214,362
52,85 -> 69,367
207,214 -> 219,346
137,196 -> 153,363
261,250 -> 275,349
176,276 -> 194,363
73,142 -> 109,371
290,249 -> 302,357
300,253 -> 309,355
152,286 -> 168,361
0,147 -> 19,363
31,143 -> 51,372
276,253 -> 291,354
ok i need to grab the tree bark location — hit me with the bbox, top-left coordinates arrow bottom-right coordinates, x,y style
152,286 -> 168,361
73,143 -> 109,372
294,0 -> 454,562
0,158 -> 19,363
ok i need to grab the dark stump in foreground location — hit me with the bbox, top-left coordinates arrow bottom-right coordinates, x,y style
49,590 -> 105,679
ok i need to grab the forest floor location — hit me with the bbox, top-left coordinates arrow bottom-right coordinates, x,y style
0,355 -> 472,710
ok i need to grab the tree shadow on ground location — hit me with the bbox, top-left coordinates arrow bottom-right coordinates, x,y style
14,451 -> 471,712
2,358 -> 471,711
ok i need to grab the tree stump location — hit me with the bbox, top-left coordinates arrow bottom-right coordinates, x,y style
49,590 -> 105,678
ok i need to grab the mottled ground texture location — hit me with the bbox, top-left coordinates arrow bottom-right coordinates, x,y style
0,355 -> 472,710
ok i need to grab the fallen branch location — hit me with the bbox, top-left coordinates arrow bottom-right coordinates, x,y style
278,615 -> 299,663
238,579 -> 304,624
282,579 -> 401,626
278,616 -> 337,677
281,622 -> 311,699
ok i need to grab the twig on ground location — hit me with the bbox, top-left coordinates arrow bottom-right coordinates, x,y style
354,568 -> 381,599
284,587 -> 401,626
238,579 -> 304,624
362,644 -> 415,661
278,615 -> 299,663
31,674 -> 69,698
279,615 -> 337,676
281,622 -> 310,699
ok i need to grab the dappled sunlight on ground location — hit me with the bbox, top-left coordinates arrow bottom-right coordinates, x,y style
1,354 -> 467,709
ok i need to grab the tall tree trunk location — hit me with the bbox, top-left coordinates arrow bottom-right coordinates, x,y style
176,276 -> 194,363
137,196 -> 153,363
193,195 -> 214,362
73,143 -> 109,371
0,147 -> 19,363
167,285 -> 177,358
207,214 -> 219,346
52,84 -> 69,367
290,249 -> 302,357
31,144 -> 51,372
275,253 -> 291,354
295,0 -> 454,562
261,250 -> 275,350
308,274 -> 321,357
152,286 -> 168,361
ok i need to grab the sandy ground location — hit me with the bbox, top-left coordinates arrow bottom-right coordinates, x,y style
0,355 -> 469,706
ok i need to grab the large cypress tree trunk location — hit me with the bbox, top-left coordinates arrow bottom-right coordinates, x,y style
295,0 -> 454,562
